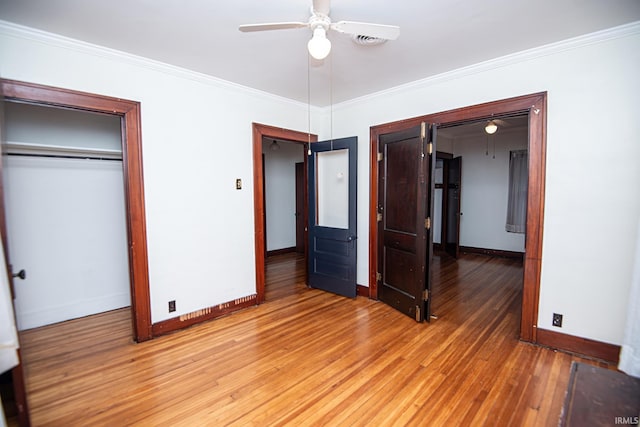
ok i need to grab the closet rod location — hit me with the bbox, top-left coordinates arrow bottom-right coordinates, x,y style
4,152 -> 122,162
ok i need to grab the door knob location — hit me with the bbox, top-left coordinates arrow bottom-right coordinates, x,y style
12,269 -> 26,280
347,235 -> 358,242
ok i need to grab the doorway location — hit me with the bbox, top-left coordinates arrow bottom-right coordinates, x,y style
262,138 -> 306,258
0,79 -> 151,426
252,123 -> 317,303
369,93 -> 546,342
3,102 -> 131,331
0,79 -> 151,341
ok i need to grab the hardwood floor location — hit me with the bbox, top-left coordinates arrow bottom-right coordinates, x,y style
14,252 -> 612,426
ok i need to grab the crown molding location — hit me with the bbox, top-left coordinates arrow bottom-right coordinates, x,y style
0,20 -> 320,113
1,19 -> 637,116
333,21 -> 640,112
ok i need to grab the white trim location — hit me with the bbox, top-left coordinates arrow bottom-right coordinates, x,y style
16,293 -> 131,331
333,21 -> 640,111
4,141 -> 123,159
0,20 -> 317,112
1,19 -> 638,112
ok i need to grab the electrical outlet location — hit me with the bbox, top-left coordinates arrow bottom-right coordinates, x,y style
168,300 -> 176,313
552,313 -> 563,327
236,179 -> 242,190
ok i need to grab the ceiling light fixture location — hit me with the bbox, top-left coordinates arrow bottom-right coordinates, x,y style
485,120 -> 498,135
270,140 -> 280,151
307,27 -> 331,60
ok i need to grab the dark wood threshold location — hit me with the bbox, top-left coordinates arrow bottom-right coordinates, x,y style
356,285 -> 369,298
267,247 -> 297,257
152,294 -> 257,337
560,362 -> 640,427
536,328 -> 621,364
460,246 -> 524,261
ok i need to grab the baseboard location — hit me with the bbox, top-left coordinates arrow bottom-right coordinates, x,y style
459,246 -> 524,261
17,292 -> 130,331
152,294 -> 257,337
536,328 -> 620,364
356,284 -> 369,298
266,247 -> 297,257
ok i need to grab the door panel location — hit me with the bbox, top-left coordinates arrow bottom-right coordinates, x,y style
308,137 -> 357,298
295,162 -> 304,253
378,125 -> 429,321
425,125 -> 437,320
445,157 -> 461,258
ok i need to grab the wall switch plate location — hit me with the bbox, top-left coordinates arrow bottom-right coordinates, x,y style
168,300 -> 176,313
236,179 -> 242,190
552,313 -> 563,327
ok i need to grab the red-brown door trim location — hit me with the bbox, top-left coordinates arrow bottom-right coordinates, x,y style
369,92 -> 547,342
252,123 -> 317,303
0,79 -> 152,342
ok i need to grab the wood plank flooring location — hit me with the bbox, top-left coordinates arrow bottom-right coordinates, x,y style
14,252 -> 612,426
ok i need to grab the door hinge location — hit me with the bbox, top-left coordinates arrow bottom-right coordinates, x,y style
427,142 -> 433,155
420,122 -> 426,140
415,305 -> 421,321
425,217 -> 431,230
377,212 -> 382,222
423,289 -> 429,301
377,152 -> 383,161
376,272 -> 382,282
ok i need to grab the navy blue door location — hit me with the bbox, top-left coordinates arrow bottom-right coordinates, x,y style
308,137 -> 357,298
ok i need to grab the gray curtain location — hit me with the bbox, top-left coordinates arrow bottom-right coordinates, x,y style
505,150 -> 528,233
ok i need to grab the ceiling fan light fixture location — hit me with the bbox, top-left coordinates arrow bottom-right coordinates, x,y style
485,120 -> 498,135
307,27 -> 331,60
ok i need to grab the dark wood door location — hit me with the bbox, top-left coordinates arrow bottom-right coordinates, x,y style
295,162 -> 304,254
445,157 -> 462,258
0,96 -> 31,426
308,137 -> 357,298
377,124 -> 430,321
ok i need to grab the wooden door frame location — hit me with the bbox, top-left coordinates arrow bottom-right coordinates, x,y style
369,92 -> 547,342
252,123 -> 317,303
0,79 -> 152,342
295,161 -> 305,254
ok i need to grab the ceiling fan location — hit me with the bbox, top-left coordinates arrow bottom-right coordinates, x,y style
239,0 -> 400,60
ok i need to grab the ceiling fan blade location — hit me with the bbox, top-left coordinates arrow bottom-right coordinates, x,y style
239,22 -> 308,32
331,21 -> 400,40
312,0 -> 331,15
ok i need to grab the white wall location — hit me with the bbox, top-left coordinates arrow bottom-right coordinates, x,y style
3,157 -> 130,329
3,102 -> 130,330
454,128 -> 528,252
5,102 -> 122,151
329,24 -> 640,345
262,140 -> 304,251
1,20 -> 639,346
0,22 -> 320,323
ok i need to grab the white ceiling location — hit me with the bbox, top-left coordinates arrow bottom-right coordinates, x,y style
1,0 -> 639,107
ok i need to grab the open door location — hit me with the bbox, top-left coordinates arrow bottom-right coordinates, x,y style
308,137 -> 357,298
295,162 -> 305,254
0,86 -> 30,426
377,123 -> 432,322
445,156 -> 461,258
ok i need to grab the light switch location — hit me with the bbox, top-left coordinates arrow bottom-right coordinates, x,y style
236,179 -> 242,190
